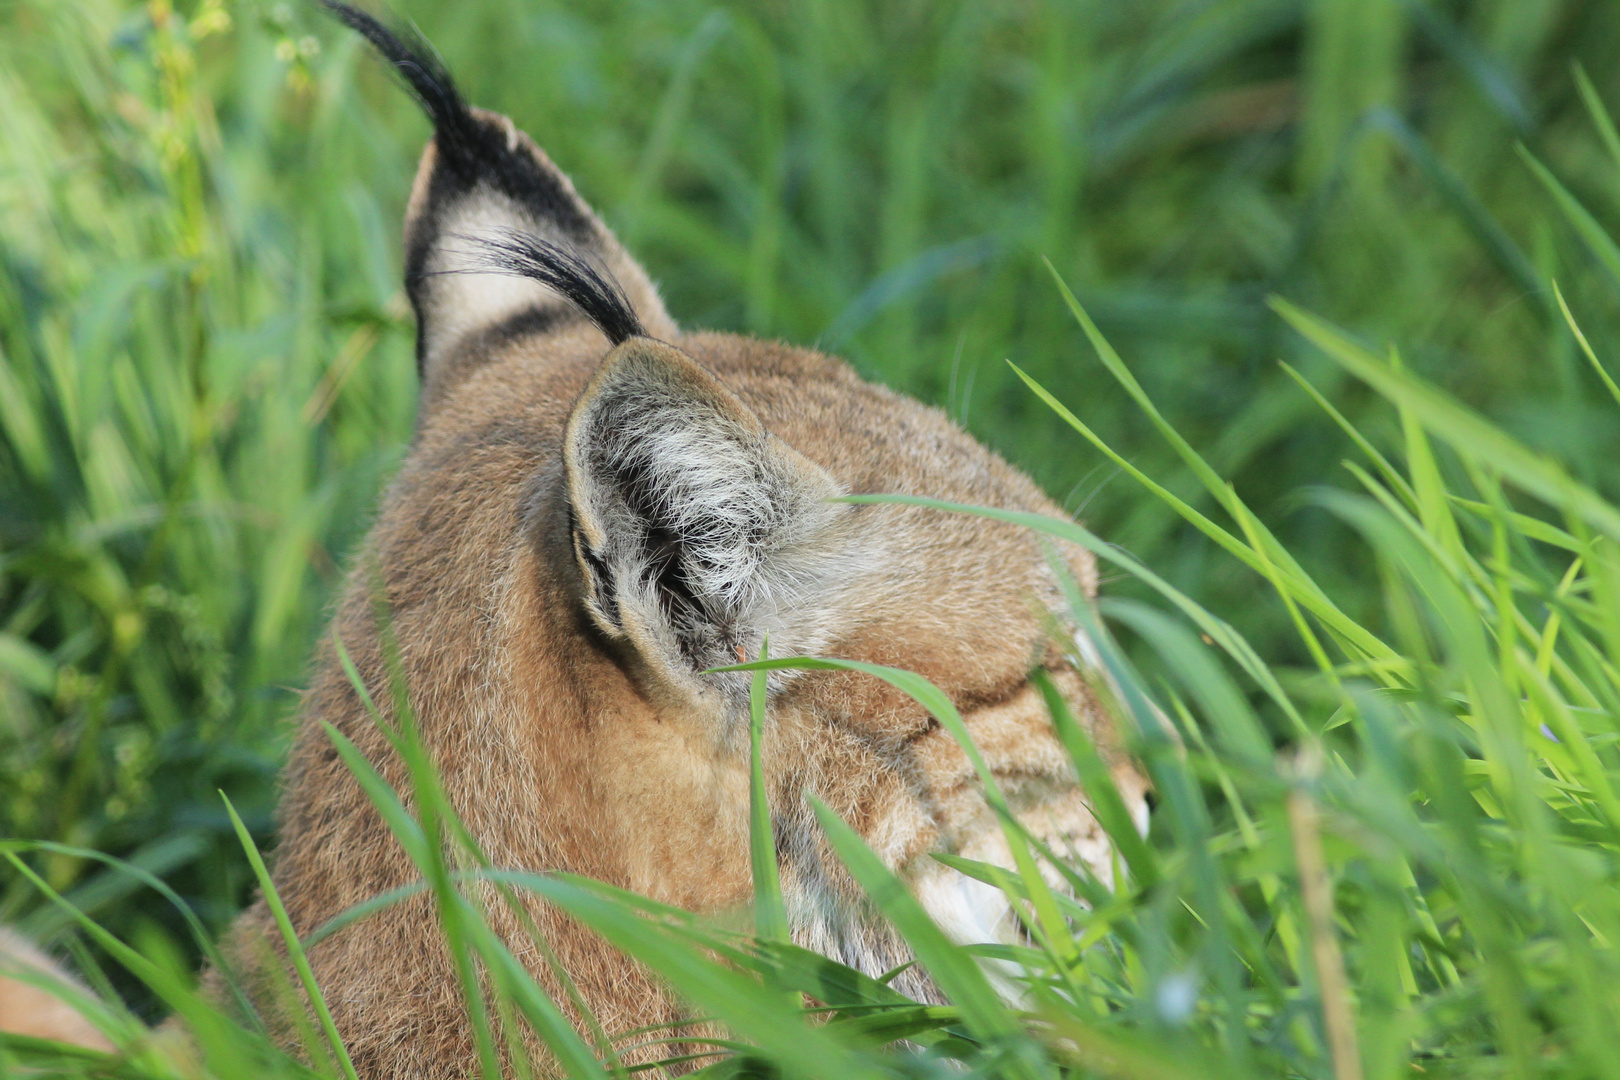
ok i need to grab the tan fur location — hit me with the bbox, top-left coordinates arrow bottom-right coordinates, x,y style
0,88 -> 1148,1079
210,317 -> 1148,1074
0,928 -> 113,1053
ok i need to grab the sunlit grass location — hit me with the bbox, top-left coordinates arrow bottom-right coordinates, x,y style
7,0 -> 1620,1077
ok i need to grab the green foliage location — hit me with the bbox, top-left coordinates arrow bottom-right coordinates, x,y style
7,0 -> 1620,1077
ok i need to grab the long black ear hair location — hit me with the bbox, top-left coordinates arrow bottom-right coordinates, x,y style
469,229 -> 645,347
320,1 -> 578,219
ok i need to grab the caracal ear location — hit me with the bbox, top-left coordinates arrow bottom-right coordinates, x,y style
324,2 -> 675,392
565,340 -> 850,709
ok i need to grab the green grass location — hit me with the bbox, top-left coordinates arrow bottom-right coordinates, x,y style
6,0 -> 1620,1076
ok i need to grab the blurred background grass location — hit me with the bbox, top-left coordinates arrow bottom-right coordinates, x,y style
3,0 -> 1620,1014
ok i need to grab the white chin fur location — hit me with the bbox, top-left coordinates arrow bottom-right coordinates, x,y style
912,858 -> 1032,1003
914,863 -> 1018,948
910,805 -> 1135,1002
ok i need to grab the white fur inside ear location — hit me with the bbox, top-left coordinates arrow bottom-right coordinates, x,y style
568,347 -> 859,690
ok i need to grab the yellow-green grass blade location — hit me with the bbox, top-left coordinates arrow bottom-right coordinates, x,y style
1043,260 -> 1343,603
1006,358 -> 1394,667
805,794 -> 1039,1075
222,792 -> 360,1080
1553,280 -> 1620,412
747,638 -> 788,947
319,726 -> 609,1080
5,837 -> 265,1036
2,851 -> 281,1076
1274,298 -> 1620,543
1519,146 -> 1620,293
508,871 -> 891,1080
1574,63 -> 1620,175
717,653 -> 1078,976
1031,668 -> 1158,888
1280,361 -> 1418,511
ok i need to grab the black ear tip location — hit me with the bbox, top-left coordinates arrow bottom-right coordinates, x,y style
320,1 -> 473,148
467,230 -> 646,347
319,1 -> 393,45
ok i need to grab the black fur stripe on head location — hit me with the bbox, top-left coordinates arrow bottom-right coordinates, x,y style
466,230 -> 645,347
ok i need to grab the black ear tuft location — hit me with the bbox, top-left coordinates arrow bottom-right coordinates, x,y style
322,0 -> 678,383
320,3 -> 477,173
321,1 -> 592,238
466,230 -> 646,347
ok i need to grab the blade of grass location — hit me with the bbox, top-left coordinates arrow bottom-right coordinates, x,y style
320,725 -> 611,1080
718,653 -> 1082,976
1574,63 -> 1620,175
748,637 -> 787,946
1042,259 -> 1374,615
1273,298 -> 1620,542
222,792 -> 360,1080
519,873 -> 887,1080
804,794 -> 1039,1075
1280,361 -> 1419,511
1031,668 -> 1158,888
1005,356 -> 1394,665
1519,146 -> 1620,294
1553,281 -> 1620,411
